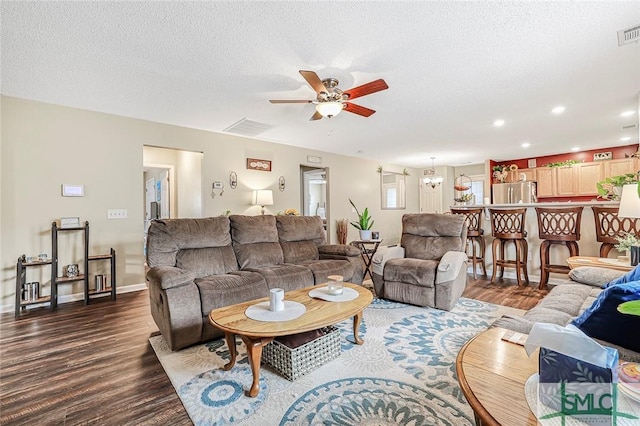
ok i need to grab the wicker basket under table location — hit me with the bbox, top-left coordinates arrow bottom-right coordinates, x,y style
261,326 -> 341,381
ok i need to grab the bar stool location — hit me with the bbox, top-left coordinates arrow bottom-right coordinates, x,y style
535,206 -> 583,289
451,208 -> 486,278
489,208 -> 529,286
592,206 -> 640,258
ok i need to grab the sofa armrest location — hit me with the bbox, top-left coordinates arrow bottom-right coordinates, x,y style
371,245 -> 405,276
568,266 -> 625,288
146,266 -> 195,290
318,244 -> 360,257
435,251 -> 468,284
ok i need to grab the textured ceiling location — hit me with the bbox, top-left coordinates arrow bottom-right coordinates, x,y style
2,1 -> 639,168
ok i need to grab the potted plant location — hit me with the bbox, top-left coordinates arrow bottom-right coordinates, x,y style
596,173 -> 639,200
349,199 -> 374,240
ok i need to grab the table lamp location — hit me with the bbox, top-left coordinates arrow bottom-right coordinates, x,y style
618,184 -> 640,219
253,189 -> 273,215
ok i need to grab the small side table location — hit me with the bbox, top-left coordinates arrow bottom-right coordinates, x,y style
351,239 -> 383,280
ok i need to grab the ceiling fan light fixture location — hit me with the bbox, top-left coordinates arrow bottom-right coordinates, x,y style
315,101 -> 344,118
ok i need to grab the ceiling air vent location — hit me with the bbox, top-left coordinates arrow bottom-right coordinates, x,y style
223,118 -> 273,137
618,24 -> 640,46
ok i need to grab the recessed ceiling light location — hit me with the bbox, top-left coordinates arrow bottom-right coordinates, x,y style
621,110 -> 636,117
521,142 -> 530,148
620,136 -> 632,142
493,119 -> 505,127
571,147 -> 580,152
551,106 -> 566,114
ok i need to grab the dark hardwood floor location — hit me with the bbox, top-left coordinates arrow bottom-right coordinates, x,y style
0,275 -> 547,425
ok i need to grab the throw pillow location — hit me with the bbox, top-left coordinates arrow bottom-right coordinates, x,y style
571,281 -> 640,353
603,264 -> 640,288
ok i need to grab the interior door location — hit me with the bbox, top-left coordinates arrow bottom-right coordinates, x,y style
301,166 -> 330,238
421,182 -> 443,213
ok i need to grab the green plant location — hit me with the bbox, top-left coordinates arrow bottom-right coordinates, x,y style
596,173 -> 639,200
543,159 -> 583,168
614,232 -> 640,253
348,199 -> 374,230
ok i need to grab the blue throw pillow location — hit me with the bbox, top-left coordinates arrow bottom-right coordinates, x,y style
572,281 -> 640,353
603,264 -> 640,288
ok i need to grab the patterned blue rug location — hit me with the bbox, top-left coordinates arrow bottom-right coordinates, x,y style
150,297 -> 522,425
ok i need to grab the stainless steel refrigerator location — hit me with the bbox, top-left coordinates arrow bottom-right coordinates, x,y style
492,181 -> 537,204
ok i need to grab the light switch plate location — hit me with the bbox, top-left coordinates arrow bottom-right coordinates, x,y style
107,209 -> 127,219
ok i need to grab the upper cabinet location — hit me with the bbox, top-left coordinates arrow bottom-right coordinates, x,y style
531,157 -> 637,198
575,162 -> 604,196
520,168 -> 536,182
536,167 -> 556,197
604,158 -> 638,177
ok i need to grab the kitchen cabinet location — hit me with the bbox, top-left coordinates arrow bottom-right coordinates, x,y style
575,162 -> 604,196
520,168 -> 536,182
555,166 -> 576,196
604,158 -> 638,177
536,167 -> 556,197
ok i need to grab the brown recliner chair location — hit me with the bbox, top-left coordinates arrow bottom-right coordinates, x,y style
371,213 -> 468,311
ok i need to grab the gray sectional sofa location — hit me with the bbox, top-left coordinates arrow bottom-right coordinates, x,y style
493,266 -> 640,362
146,214 -> 363,350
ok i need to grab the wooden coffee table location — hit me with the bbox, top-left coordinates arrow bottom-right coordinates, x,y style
209,282 -> 373,397
567,256 -> 634,272
456,327 -> 539,425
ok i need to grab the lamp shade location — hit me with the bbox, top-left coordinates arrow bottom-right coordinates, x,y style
315,101 -> 343,118
618,184 -> 640,218
253,189 -> 273,206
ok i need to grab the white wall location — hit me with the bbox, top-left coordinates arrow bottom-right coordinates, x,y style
0,96 -> 421,310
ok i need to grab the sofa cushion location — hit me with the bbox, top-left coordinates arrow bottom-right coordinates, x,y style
276,216 -> 326,263
230,215 -> 284,269
571,281 -> 640,352
401,214 -> 465,260
245,264 -> 314,292
146,217 -> 232,267
176,246 -> 238,278
195,271 -> 267,316
568,266 -> 625,288
297,259 -> 355,284
276,215 -> 326,244
280,241 -> 319,264
383,258 -> 438,287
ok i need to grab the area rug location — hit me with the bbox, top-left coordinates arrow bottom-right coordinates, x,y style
150,298 -> 524,425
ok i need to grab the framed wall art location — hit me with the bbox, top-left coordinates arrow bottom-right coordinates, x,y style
246,158 -> 272,172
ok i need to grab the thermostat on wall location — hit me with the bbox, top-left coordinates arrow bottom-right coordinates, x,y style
61,184 -> 84,197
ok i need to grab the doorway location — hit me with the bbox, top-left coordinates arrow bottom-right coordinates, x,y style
420,182 -> 443,213
301,166 -> 330,238
143,146 -> 203,253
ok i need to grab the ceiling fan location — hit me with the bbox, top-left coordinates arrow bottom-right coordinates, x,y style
269,70 -> 389,121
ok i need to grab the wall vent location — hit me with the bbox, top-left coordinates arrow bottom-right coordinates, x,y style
622,124 -> 637,130
223,118 -> 273,137
618,24 -> 640,46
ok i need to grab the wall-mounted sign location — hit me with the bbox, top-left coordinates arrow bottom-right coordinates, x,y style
246,158 -> 272,172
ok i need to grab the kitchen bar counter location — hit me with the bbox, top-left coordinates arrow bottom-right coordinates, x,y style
451,201 -> 622,285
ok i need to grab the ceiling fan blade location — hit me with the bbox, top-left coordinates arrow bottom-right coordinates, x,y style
344,102 -> 376,117
269,100 -> 313,104
343,79 -> 389,100
310,111 -> 323,121
299,70 -> 327,94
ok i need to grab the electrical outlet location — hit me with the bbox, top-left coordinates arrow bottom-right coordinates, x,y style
107,209 -> 127,219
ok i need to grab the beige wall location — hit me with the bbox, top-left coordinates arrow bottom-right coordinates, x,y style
1,96 -> 420,311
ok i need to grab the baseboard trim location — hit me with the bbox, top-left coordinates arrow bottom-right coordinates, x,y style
467,266 -> 566,286
1,283 -> 147,314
